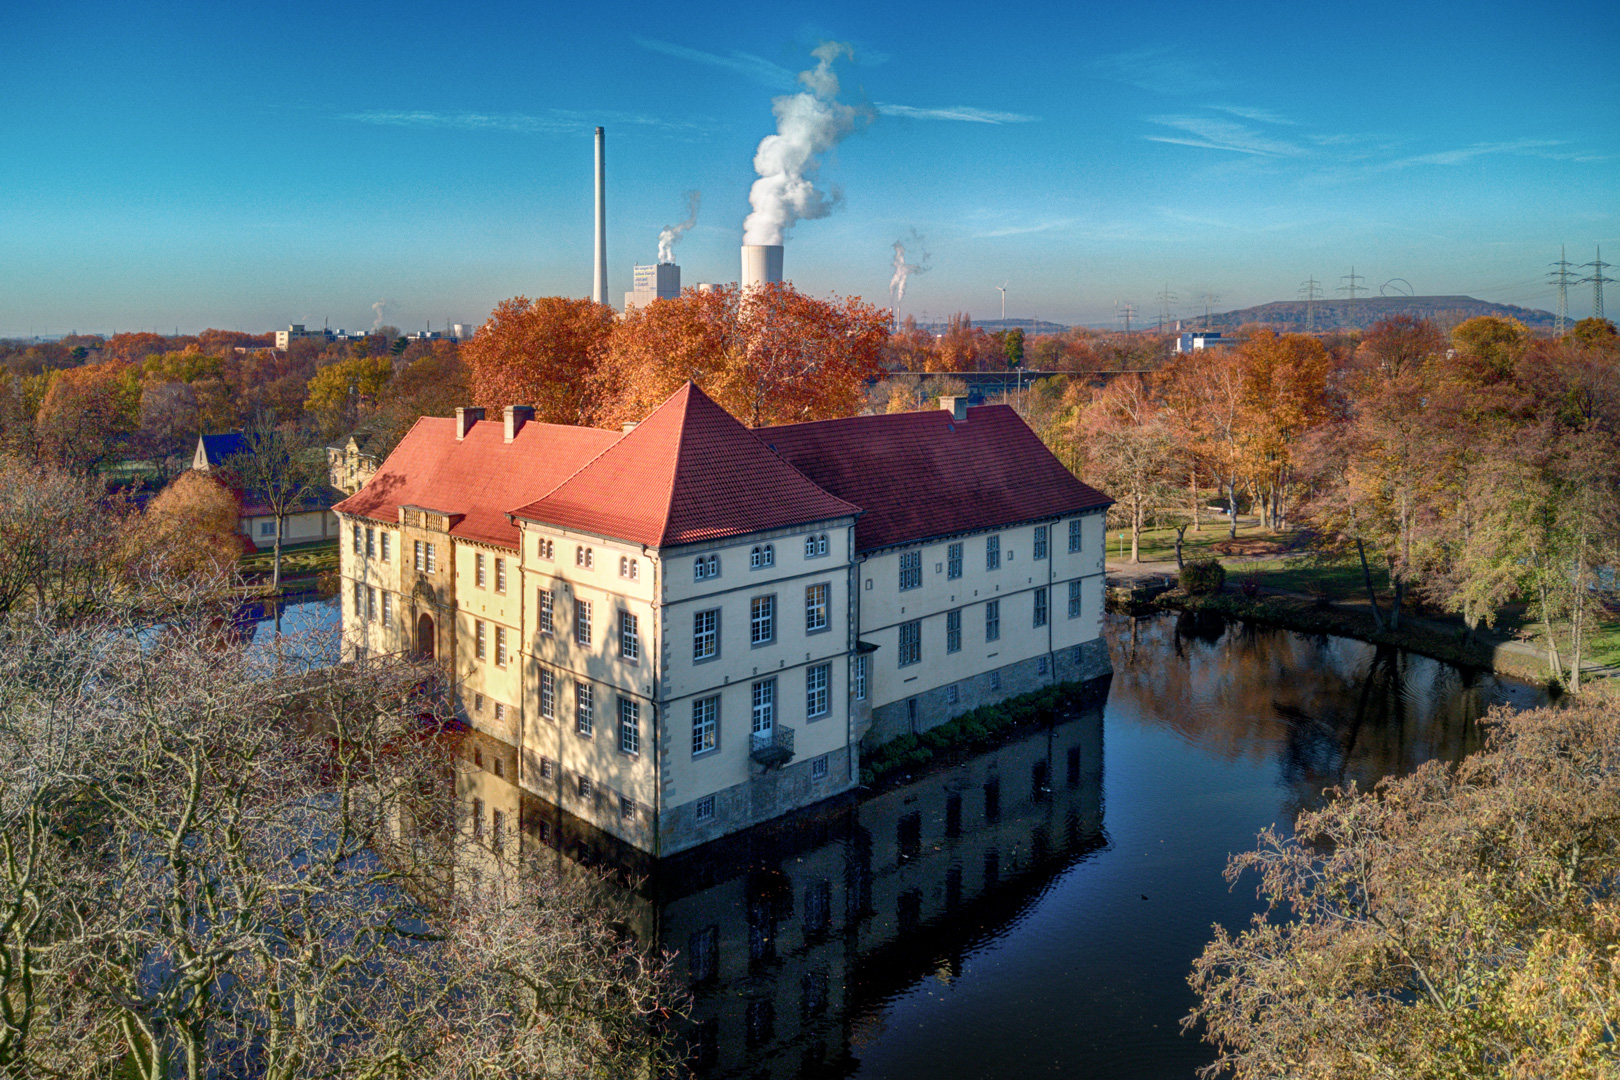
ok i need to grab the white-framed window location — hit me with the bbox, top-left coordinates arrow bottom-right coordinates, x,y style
381,592 -> 391,627
474,693 -> 484,713
471,797 -> 484,840
897,621 -> 921,667
425,543 -> 436,573
947,683 -> 959,704
495,626 -> 508,666
694,554 -> 719,581
365,528 -> 375,557
575,545 -> 594,569
947,541 -> 962,580
898,550 -> 921,591
540,669 -> 555,720
366,586 -> 376,622
491,808 -> 505,853
476,552 -> 486,588
805,583 -> 828,633
1036,525 -> 1051,560
947,609 -> 961,653
1069,579 -> 1083,618
620,795 -> 636,822
750,595 -> 775,645
537,536 -> 554,560
576,681 -> 593,736
852,654 -> 867,701
1069,518 -> 1083,553
620,611 -> 639,661
619,698 -> 639,755
805,533 -> 828,558
575,600 -> 592,646
538,589 -> 554,635
414,540 -> 424,571
352,524 -> 362,554
986,534 -> 1001,570
495,557 -> 506,593
628,558 -> 639,580
353,580 -> 362,615
619,556 -> 639,580
812,755 -> 829,780
985,600 -> 1000,642
494,701 -> 506,722
692,696 -> 718,756
578,776 -> 592,801
379,533 -> 390,562
1037,655 -> 1048,675
260,521 -> 276,537
806,663 -> 830,718
1034,587 -> 1048,627
693,609 -> 718,660
750,543 -> 774,569
751,678 -> 775,734
475,621 -> 487,660
539,755 -> 554,779
990,669 -> 1001,691
695,795 -> 715,821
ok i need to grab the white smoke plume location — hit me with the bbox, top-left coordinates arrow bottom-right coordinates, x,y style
657,190 -> 701,264
889,230 -> 930,308
742,42 -> 872,246
371,300 -> 388,332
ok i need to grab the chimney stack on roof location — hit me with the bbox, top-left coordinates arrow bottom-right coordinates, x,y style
455,407 -> 485,441
940,396 -> 968,422
504,405 -> 535,443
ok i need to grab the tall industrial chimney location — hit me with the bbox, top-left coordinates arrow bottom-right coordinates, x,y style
592,127 -> 608,305
741,244 -> 784,290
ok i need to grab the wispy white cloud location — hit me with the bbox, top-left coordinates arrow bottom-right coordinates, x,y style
876,103 -> 1038,124
337,108 -> 705,136
1145,116 -> 1306,157
1087,46 -> 1226,96
1209,104 -> 1295,125
976,218 -> 1078,238
632,37 -> 797,89
1382,138 -> 1565,168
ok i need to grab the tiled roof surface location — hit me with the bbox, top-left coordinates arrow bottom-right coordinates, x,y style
333,417 -> 618,548
511,383 -> 860,548
198,431 -> 248,464
762,404 -> 1112,553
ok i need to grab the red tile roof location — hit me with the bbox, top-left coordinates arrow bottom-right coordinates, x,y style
761,404 -> 1112,553
510,383 -> 860,548
333,416 -> 618,549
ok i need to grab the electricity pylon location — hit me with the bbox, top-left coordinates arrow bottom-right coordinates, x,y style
1156,283 -> 1178,332
1338,267 -> 1367,329
1548,246 -> 1577,336
1299,275 -> 1323,331
1581,246 -> 1614,322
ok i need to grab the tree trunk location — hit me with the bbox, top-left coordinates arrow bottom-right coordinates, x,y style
1130,499 -> 1142,563
1537,568 -> 1565,683
1570,537 -> 1587,693
1189,464 -> 1201,533
1357,539 -> 1385,632
1389,571 -> 1404,632
272,515 -> 284,592
1174,525 -> 1188,570
1227,479 -> 1238,540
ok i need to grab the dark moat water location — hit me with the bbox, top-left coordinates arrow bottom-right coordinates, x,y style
648,611 -> 1546,1079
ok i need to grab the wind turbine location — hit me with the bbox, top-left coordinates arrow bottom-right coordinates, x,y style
996,282 -> 1008,323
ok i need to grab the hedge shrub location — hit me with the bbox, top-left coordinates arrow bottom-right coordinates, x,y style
1180,557 -> 1227,595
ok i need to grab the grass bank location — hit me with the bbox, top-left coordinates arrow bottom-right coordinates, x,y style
239,539 -> 340,594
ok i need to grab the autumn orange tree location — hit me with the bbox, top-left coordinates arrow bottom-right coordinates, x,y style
462,296 -> 616,427
34,360 -> 141,472
598,283 -> 890,427
1235,331 -> 1335,531
119,470 -> 243,588
304,353 -> 395,438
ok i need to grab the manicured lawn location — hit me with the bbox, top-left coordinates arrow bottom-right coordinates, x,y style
240,539 -> 340,581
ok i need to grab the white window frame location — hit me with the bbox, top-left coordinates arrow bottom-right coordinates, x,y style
986,600 -> 1000,642
751,678 -> 775,735
946,608 -> 961,653
806,663 -> 830,719
897,620 -> 921,667
539,589 -> 554,635
495,557 -> 506,594
750,595 -> 775,646
947,541 -> 963,580
619,698 -> 640,755
476,621 -> 487,660
576,681 -> 593,736
1034,586 -> 1048,627
805,583 -> 828,633
852,654 -> 867,701
899,550 -> 921,591
540,669 -> 555,720
1069,579 -> 1083,618
986,534 -> 1001,570
692,696 -> 718,756
1034,525 -> 1048,560
575,600 -> 592,646
476,552 -> 486,588
495,625 -> 508,666
693,609 -> 718,661
620,611 -> 640,661
750,543 -> 774,569
1069,518 -> 1083,553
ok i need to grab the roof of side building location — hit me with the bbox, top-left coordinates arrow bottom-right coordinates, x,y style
761,404 -> 1112,553
332,416 -> 619,549
510,382 -> 861,548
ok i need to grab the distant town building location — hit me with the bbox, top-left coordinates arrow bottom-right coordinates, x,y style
1174,331 -> 1230,354
334,385 -> 1113,857
624,263 -> 681,311
193,432 -> 343,547
327,433 -> 382,495
274,324 -> 334,349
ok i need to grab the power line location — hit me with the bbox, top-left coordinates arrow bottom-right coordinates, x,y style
1198,291 -> 1219,329
1338,266 -> 1367,328
1580,245 -> 1613,322
1548,246 -> 1577,336
1155,283 -> 1178,332
1298,275 -> 1323,331
1115,300 -> 1136,334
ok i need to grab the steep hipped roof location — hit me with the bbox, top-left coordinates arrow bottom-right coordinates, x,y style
197,431 -> 248,465
511,383 -> 860,548
333,416 -> 618,549
763,404 -> 1112,553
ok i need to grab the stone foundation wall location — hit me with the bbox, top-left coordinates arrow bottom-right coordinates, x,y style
658,748 -> 858,857
866,638 -> 1112,744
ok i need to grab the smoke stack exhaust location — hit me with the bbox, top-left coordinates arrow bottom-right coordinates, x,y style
593,127 -> 608,305
741,244 -> 784,290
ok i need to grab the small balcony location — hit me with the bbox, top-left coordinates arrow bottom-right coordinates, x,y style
750,724 -> 795,770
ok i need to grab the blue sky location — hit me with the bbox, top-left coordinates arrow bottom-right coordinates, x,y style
2,0 -> 1616,335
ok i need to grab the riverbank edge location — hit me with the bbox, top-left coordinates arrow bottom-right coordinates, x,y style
1143,587 -> 1556,686
859,676 -> 1112,790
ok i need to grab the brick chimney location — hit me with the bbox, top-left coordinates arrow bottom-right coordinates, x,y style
455,407 -> 485,441
504,405 -> 535,442
939,396 -> 968,422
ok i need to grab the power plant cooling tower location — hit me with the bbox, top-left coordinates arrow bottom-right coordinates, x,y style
741,244 -> 784,289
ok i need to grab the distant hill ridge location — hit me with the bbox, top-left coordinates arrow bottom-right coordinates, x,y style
1192,294 -> 1558,332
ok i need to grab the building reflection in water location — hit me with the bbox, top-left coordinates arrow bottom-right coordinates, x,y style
452,679 -> 1109,1079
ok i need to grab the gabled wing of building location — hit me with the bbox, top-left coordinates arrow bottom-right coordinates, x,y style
510,382 -> 861,548
762,404 -> 1112,553
332,416 -> 619,549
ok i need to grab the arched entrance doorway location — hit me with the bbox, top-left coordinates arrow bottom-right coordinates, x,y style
415,613 -> 435,660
